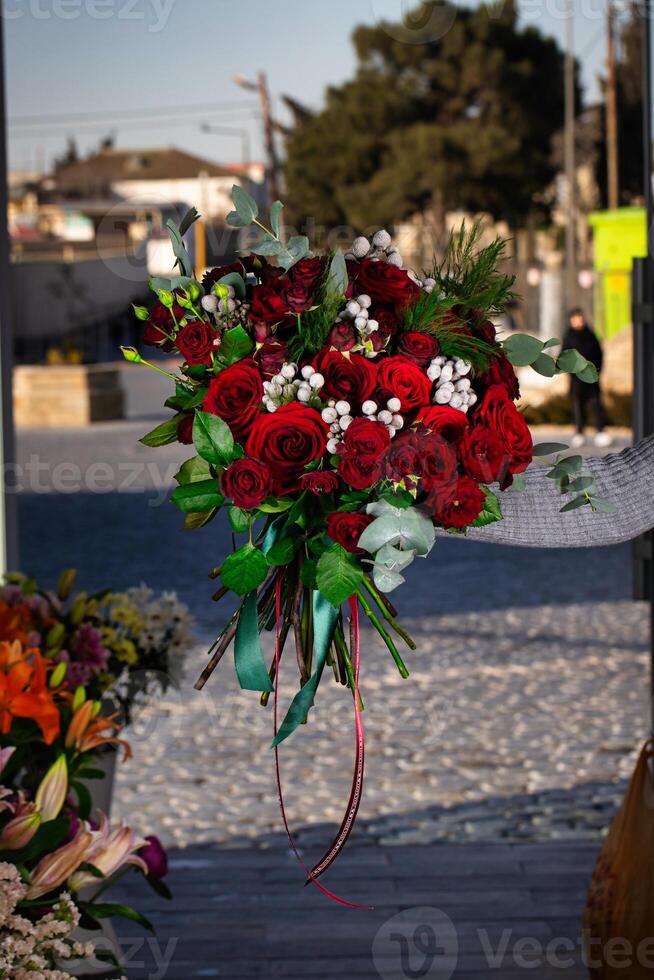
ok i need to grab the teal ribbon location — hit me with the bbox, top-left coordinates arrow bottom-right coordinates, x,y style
234,591 -> 274,693
272,591 -> 338,748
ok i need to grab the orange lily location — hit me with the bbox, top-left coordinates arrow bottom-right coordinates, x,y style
65,700 -> 132,760
0,641 -> 60,744
0,599 -> 31,644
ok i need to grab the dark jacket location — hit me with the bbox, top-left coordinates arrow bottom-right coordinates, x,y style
562,324 -> 603,372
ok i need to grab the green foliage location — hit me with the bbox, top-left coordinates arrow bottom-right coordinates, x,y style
430,222 -> 516,314
192,411 -> 235,467
221,544 -> 269,595
228,506 -> 252,533
503,333 -> 599,382
171,479 -> 224,513
217,326 -> 254,367
288,266 -> 345,360
540,446 -> 617,514
470,488 -> 503,527
139,415 -> 181,448
316,544 -> 364,607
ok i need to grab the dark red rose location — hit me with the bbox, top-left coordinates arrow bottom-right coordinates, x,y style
472,316 -> 497,343
396,331 -> 440,367
254,338 -> 288,379
384,431 -> 422,484
143,301 -> 183,348
220,458 -> 272,510
245,404 -> 328,496
249,280 -> 291,325
301,471 -> 339,495
476,354 -> 521,401
202,358 -> 263,442
352,259 -> 420,306
417,432 -> 458,502
429,476 -> 486,529
325,512 -> 373,554
201,255 -> 268,292
459,425 -> 509,483
177,414 -> 194,445
327,322 -> 356,352
139,835 -> 168,879
338,418 -> 391,490
367,307 -> 400,353
416,406 -> 470,443
281,281 -> 314,314
175,321 -> 220,366
476,384 -> 532,474
376,356 -> 432,413
288,257 -> 325,290
314,350 -> 377,407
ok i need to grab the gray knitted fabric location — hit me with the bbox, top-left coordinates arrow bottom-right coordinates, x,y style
461,435 -> 654,548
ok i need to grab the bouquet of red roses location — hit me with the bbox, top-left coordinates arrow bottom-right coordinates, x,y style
124,188 -> 598,899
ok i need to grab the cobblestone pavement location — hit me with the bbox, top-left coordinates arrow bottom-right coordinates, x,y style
15,413 -> 646,852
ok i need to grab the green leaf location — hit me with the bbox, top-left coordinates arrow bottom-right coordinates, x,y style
228,506 -> 252,533
358,506 -> 435,556
278,235 -> 310,271
568,475 -> 595,492
250,237 -> 284,257
257,497 -> 294,514
300,558 -> 318,589
560,495 -> 589,512
502,333 -> 544,366
184,508 -> 218,529
270,200 -> 284,237
231,184 -> 259,225
589,496 -> 618,513
140,415 -> 182,448
218,326 -> 254,366
532,442 -> 570,456
510,473 -> 527,492
531,352 -> 557,377
77,861 -> 105,880
542,338 -> 560,349
171,479 -> 223,513
174,455 -> 212,485
266,536 -> 297,566
221,544 -> 269,595
179,207 -> 201,236
165,218 -> 193,278
554,454 -> 583,476
470,488 -> 503,527
316,544 -> 363,607
577,362 -> 599,383
82,901 -> 154,933
327,251 -> 348,297
193,410 -> 235,466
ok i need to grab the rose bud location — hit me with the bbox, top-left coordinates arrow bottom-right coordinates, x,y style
327,322 -> 357,352
139,835 -> 169,879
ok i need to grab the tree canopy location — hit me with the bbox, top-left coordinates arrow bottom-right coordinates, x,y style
284,0 -> 569,235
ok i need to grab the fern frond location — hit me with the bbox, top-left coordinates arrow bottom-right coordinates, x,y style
431,221 -> 516,315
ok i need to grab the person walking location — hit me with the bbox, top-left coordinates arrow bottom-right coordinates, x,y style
562,307 -> 612,448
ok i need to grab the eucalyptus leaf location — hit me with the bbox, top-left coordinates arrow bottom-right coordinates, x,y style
502,333 -> 544,367
327,251 -> 348,297
179,207 -> 201,237
270,200 -> 284,237
531,352 -> 557,377
560,495 -> 589,512
568,475 -> 595,492
165,218 -> 193,278
251,238 -> 285,257
590,497 -> 618,513
532,442 -> 570,456
231,184 -> 259,225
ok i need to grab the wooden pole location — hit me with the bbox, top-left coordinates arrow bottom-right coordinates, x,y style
257,71 -> 281,205
0,13 -> 18,575
606,1 -> 620,209
564,2 -> 577,313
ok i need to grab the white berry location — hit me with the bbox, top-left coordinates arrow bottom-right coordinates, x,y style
309,373 -> 324,389
201,294 -> 218,313
339,415 -> 353,431
427,365 -> 441,382
346,300 -> 361,318
355,315 -> 368,331
366,319 -> 379,334
372,229 -> 392,250
392,414 -> 404,429
377,410 -> 392,424
335,400 -> 351,416
455,359 -> 471,376
322,407 -> 338,423
327,438 -> 341,454
352,237 -> 370,259
362,400 -> 377,415
387,397 -> 401,412
387,252 -> 403,268
358,294 -> 372,309
297,387 -> 311,403
281,364 -> 296,380
301,365 -> 314,379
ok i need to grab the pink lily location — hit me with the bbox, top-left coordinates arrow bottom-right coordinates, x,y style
68,813 -> 148,891
34,754 -> 68,821
25,824 -> 94,899
0,805 -> 40,850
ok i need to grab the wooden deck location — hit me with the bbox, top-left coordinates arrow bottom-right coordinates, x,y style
110,840 -> 599,979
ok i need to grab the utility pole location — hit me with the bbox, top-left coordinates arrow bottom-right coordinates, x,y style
564,3 -> 577,313
0,12 -> 18,574
233,71 -> 282,206
606,1 -> 620,209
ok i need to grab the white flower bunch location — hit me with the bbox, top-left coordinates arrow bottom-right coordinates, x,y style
345,229 -> 404,268
427,356 -> 477,412
262,362 -> 325,412
0,868 -> 125,980
323,396 -> 404,455
335,294 -> 390,359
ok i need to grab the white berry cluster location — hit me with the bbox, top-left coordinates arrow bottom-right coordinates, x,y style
427,356 -> 478,412
409,272 -> 437,294
262,362 -> 325,412
335,293 -> 390,358
201,284 -> 249,328
345,229 -> 404,268
322,396 -> 403,455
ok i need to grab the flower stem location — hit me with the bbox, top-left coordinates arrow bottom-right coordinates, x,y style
362,579 -> 416,650
356,588 -> 409,679
333,622 -> 363,709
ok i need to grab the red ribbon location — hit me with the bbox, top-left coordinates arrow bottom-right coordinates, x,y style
273,576 -> 371,909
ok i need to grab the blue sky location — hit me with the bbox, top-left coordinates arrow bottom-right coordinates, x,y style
4,0 -> 607,173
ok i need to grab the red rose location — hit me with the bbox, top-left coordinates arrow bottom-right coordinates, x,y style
143,301 -> 183,348
288,257 -> 325,290
177,414 -> 194,445
429,476 -> 486,529
416,406 -> 469,443
325,512 -> 373,554
314,350 -> 377,407
327,322 -> 357,352
249,280 -> 291,325
376,356 -> 432,413
472,316 -> 497,343
352,259 -> 420,306
301,471 -> 339,495
175,321 -> 220,366
201,255 -> 267,291
254,338 -> 288,379
396,331 -> 440,367
338,418 -> 391,490
459,426 -> 509,483
202,358 -> 263,442
476,354 -> 521,401
220,458 -> 272,510
281,281 -> 314,314
416,432 -> 457,498
245,404 -> 328,496
384,431 -> 422,483
476,384 -> 532,473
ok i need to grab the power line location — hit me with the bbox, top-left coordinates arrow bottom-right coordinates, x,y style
8,99 -> 258,127
8,113 -> 260,138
